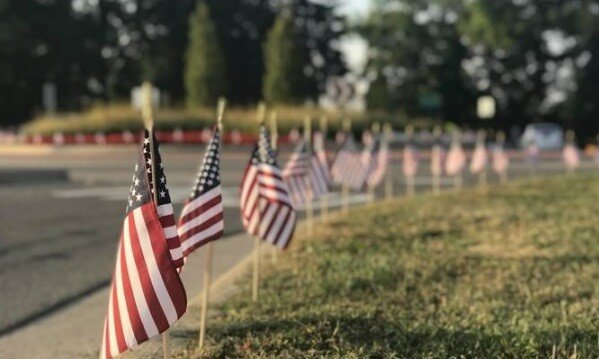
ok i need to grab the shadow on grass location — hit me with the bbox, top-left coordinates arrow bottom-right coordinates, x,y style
174,313 -> 598,357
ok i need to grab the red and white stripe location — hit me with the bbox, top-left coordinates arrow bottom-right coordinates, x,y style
563,144 -> 580,169
157,204 -> 184,268
402,145 -> 419,178
331,138 -> 369,190
100,203 -> 187,359
469,143 -> 488,174
241,164 -> 296,249
178,187 -> 224,257
445,144 -> 466,175
492,147 -> 509,174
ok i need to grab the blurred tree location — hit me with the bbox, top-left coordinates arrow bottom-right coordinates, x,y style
358,0 -> 475,124
263,12 -> 310,104
184,3 -> 227,107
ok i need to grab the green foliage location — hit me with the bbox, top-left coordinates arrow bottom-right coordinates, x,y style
358,1 -> 475,123
184,3 -> 227,108
181,175 -> 599,357
263,13 -> 310,105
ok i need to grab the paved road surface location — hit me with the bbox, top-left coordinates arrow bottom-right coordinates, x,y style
0,143 -> 595,358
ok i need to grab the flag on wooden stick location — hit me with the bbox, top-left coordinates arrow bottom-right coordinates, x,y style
365,135 -> 390,187
469,141 -> 488,174
492,145 -> 509,174
178,127 -> 224,257
562,144 -> 580,170
331,133 -> 369,190
100,130 -> 187,359
282,140 -> 329,206
445,141 -> 466,175
240,126 -> 297,249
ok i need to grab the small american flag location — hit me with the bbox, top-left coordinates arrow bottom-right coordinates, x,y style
562,144 -> 580,169
177,127 -> 224,257
492,145 -> 509,174
331,133 -> 369,190
469,142 -> 488,174
366,135 -> 390,187
100,130 -> 187,359
282,139 -> 329,206
240,126 -> 297,249
445,142 -> 466,175
525,144 -> 540,164
402,143 -> 419,178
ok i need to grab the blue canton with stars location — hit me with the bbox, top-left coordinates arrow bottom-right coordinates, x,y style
125,130 -> 172,213
189,127 -> 221,200
250,126 -> 278,167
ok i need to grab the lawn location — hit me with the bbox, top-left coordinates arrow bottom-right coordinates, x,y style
181,175 -> 599,358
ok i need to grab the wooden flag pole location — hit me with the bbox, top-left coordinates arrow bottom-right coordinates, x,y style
341,118 -> 351,213
367,122 -> 381,202
304,116 -> 314,235
383,123 -> 393,200
252,102 -> 266,303
142,83 -> 170,359
197,98 -> 226,351
319,116 -> 329,222
269,111 -> 279,265
432,126 -> 442,194
405,125 -> 415,197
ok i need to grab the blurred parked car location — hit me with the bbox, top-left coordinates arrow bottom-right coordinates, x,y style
520,123 -> 564,150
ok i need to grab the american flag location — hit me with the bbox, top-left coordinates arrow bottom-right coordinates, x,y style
492,145 -> 509,174
402,143 -> 419,178
240,126 -> 297,249
562,144 -> 580,169
100,130 -> 187,359
525,143 -> 540,164
365,135 -> 390,187
282,139 -> 329,206
430,143 -> 445,176
445,142 -> 466,175
177,127 -> 224,257
313,131 -> 331,185
469,142 -> 488,174
331,133 -> 369,190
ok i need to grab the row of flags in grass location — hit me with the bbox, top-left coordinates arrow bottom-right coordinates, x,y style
101,123 -> 298,358
100,118 -> 588,358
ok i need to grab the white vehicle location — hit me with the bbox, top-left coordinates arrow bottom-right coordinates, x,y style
520,123 -> 564,150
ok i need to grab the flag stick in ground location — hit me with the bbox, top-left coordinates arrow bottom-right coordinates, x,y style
319,116 -> 329,221
405,125 -> 415,197
367,122 -> 381,202
197,97 -> 226,350
431,126 -> 442,194
141,82 -> 171,359
269,110 -> 279,265
383,123 -> 394,200
252,102 -> 266,303
341,118 -> 351,213
304,116 -> 314,235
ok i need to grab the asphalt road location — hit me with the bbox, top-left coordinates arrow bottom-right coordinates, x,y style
0,143 -> 595,339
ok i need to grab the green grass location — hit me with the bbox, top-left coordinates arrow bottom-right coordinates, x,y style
20,104 -> 412,136
181,175 -> 599,358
